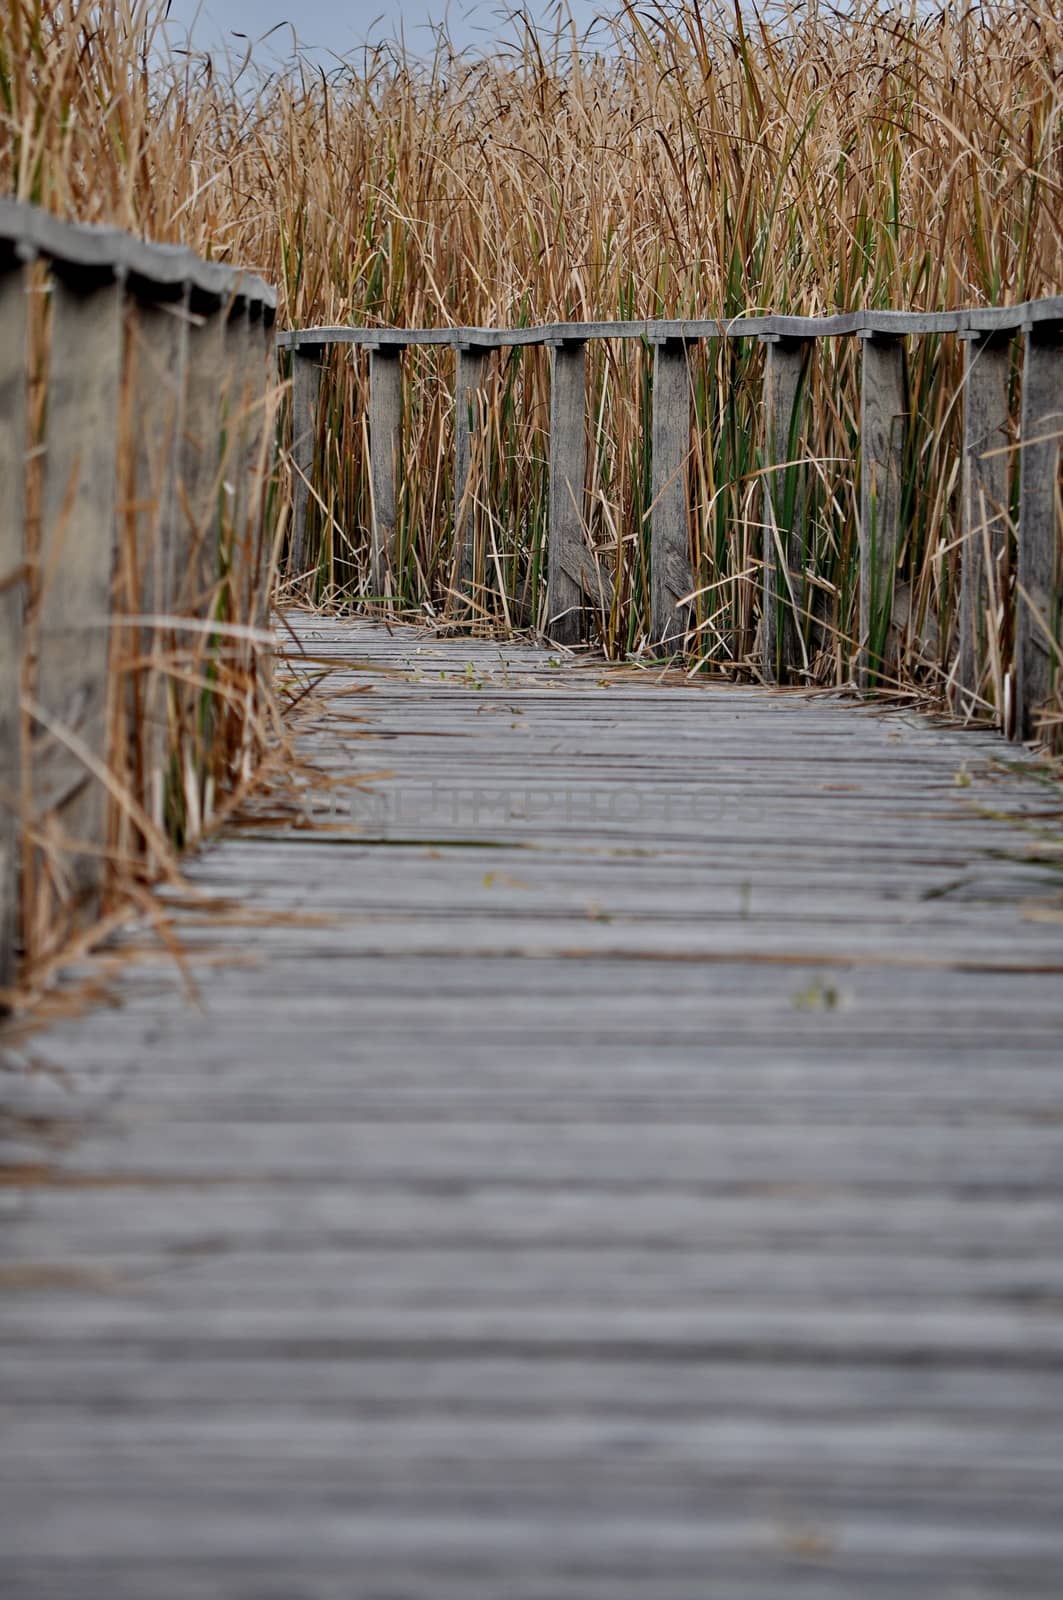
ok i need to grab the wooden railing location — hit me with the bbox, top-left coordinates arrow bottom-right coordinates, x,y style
0,201 -> 276,993
2,210 -> 1059,989
279,301 -> 1063,740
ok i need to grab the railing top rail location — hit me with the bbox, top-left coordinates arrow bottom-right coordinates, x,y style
0,198 -> 276,315
279,296 -> 1063,351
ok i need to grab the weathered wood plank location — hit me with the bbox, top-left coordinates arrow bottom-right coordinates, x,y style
0,259 -> 27,989
3,611 -> 1063,1599
1014,324 -> 1063,741
244,303 -> 276,632
546,340 -> 590,645
956,332 -> 1012,712
760,337 -> 809,683
177,300 -> 228,613
859,334 -> 907,689
453,345 -> 489,609
650,339 -> 693,649
368,345 -> 403,604
33,271 -> 123,914
287,346 -> 321,581
282,296 -> 1063,352
125,291 -> 189,842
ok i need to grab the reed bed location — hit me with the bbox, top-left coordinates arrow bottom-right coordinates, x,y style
3,0 -> 1062,735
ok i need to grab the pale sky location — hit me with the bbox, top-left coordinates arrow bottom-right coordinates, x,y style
161,1 -> 613,62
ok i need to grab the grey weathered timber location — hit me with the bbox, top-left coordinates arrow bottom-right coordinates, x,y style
177,302 -> 229,614
368,345 -> 403,604
242,303 -> 275,633
0,198 -> 275,321
453,345 -> 490,609
957,332 -> 1012,711
0,259 -> 27,991
279,294 -> 1063,353
288,347 -> 321,581
650,339 -> 693,649
4,611 -> 1063,1599
225,302 -> 254,602
547,339 -> 591,646
1013,325 -> 1063,741
127,291 -> 190,841
0,201 -> 278,983
760,336 -> 809,683
859,333 -> 907,690
33,271 -> 124,912
129,293 -> 190,623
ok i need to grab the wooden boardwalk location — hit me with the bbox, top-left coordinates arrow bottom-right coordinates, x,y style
3,611 -> 1063,1598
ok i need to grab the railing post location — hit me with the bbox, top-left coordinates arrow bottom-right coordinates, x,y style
241,299 -> 274,634
222,297 -> 251,579
289,343 -> 321,583
453,342 -> 489,611
256,304 -> 280,629
858,331 -> 907,690
35,263 -> 124,914
1014,320 -> 1063,742
547,336 -> 589,647
126,282 -> 190,840
956,328 -> 1012,713
0,250 -> 28,989
760,334 -> 810,683
369,343 -> 404,606
650,336 -> 693,650
178,290 -> 229,614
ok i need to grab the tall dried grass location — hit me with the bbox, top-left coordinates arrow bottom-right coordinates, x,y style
2,0 -> 1061,723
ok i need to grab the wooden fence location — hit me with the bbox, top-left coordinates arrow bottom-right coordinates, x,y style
0,201 -> 276,994
1,201 -> 1060,992
279,301 -> 1063,739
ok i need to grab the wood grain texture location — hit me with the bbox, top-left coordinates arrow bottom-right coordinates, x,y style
33,273 -> 123,910
177,304 -> 228,614
368,346 -> 402,603
0,263 -> 27,989
282,296 -> 1063,352
956,334 -> 1012,712
547,341 -> 590,645
288,347 -> 321,581
859,335 -> 907,690
454,347 -> 489,608
3,611 -> 1063,1598
245,310 -> 276,632
127,292 -> 190,840
761,338 -> 809,683
1014,327 -> 1063,741
650,340 -> 693,649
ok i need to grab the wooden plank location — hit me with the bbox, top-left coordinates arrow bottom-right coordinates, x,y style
547,340 -> 589,645
0,260 -> 27,989
760,336 -> 810,683
244,303 -> 276,632
177,301 -> 228,614
4,610 -> 1063,1599
125,291 -> 189,842
32,270 -> 123,913
288,346 -> 321,582
453,345 -> 489,610
0,200 -> 264,314
223,300 -> 252,589
368,345 -> 402,605
1013,324 -> 1063,741
282,297 -> 1063,352
859,333 -> 907,690
956,333 -> 1012,712
650,339 -> 693,649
